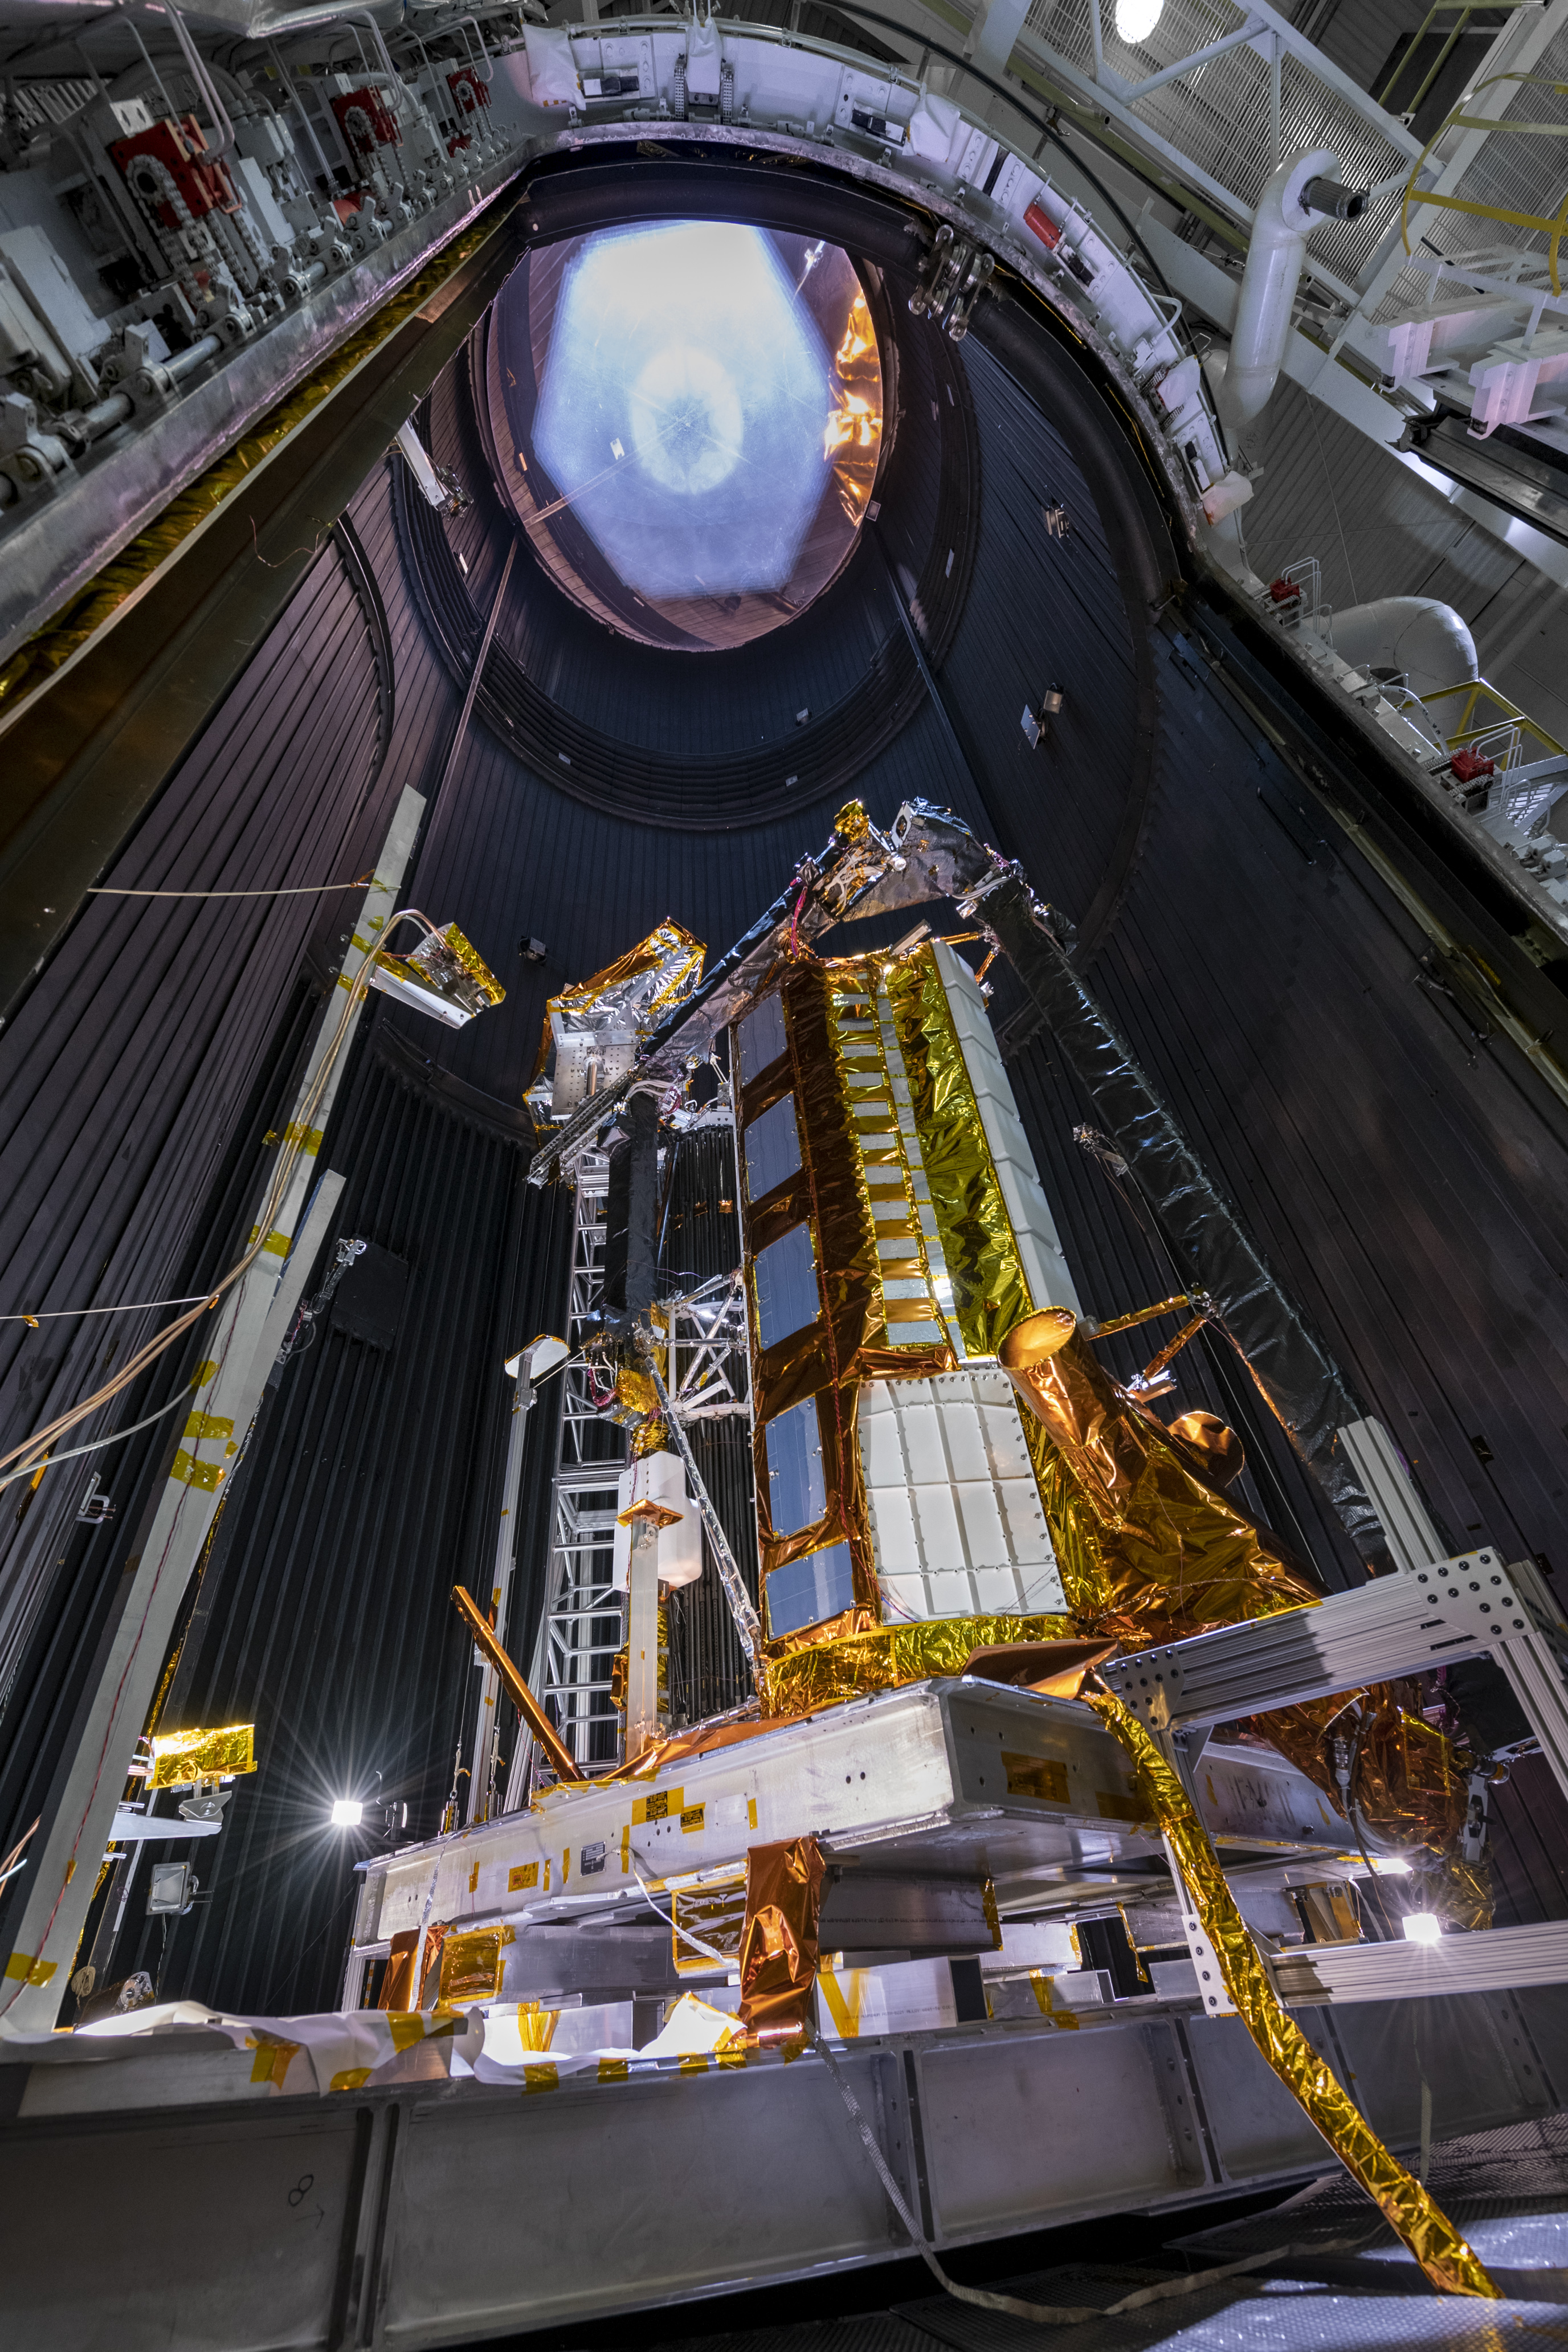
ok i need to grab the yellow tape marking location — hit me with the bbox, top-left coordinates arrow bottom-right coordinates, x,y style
170,1451 -> 223,1491
681,1804 -> 704,1834
748,1798 -> 757,1830
387,2013 -> 426,2052
468,1862 -> 479,1894
4,1951 -> 55,1986
632,1786 -> 683,1826
1028,1969 -> 1079,2029
251,2039 -> 301,2085
679,2053 -> 709,2075
598,2058 -> 628,2084
818,1969 -> 861,2040
183,1411 -> 235,1444
330,2067 -> 373,2092
523,2063 -> 558,2094
282,1123 -> 323,1155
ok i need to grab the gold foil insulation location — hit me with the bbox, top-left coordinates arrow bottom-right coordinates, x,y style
148,1722 -> 256,1787
530,918 -> 705,1088
887,945 -> 1034,1358
999,1308 -> 1320,1642
763,1611 -> 1071,1713
1086,1687 -> 1500,2301
738,1835 -> 825,2040
438,1924 -> 515,2004
823,288 -> 883,526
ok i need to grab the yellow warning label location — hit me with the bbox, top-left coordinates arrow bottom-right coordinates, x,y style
632,1787 -> 683,1825
680,1805 -> 704,1834
508,1863 -> 538,1893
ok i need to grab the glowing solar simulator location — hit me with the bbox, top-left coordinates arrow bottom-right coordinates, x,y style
330,1799 -> 363,1828
1402,1911 -> 1442,1944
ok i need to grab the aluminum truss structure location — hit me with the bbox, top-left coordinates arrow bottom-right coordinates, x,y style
663,1272 -> 751,1425
526,1158 -> 627,1786
1101,1547 -> 1568,2015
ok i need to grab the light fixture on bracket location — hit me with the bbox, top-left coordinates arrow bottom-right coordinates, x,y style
1021,683 -> 1065,751
1114,0 -> 1165,41
365,911 -> 507,1028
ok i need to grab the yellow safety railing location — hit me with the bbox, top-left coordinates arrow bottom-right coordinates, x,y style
1420,677 -> 1567,765
1381,5 -> 1537,125
1402,74 -> 1568,294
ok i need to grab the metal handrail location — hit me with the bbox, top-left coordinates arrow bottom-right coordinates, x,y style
1402,72 -> 1568,293
1420,677 -> 1567,761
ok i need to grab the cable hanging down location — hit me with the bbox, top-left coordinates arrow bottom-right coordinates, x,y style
0,912 -> 432,1484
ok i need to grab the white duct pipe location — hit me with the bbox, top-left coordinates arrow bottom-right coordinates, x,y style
1315,597 -> 1479,699
1221,148 -> 1354,436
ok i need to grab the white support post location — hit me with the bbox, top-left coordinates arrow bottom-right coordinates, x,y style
624,1523 -> 661,1762
467,1357 -> 536,1826
0,789 -> 425,2036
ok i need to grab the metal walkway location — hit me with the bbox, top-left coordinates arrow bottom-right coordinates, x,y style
650,2114 -> 1568,2352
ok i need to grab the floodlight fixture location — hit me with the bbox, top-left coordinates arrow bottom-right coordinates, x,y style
1402,1911 -> 1442,1945
330,1798 -> 363,1828
1114,0 -> 1163,39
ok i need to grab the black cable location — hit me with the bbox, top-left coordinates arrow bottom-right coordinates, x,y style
825,1 -> 1180,303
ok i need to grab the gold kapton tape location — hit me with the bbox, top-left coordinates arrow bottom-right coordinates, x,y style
1085,1685 -> 1500,2300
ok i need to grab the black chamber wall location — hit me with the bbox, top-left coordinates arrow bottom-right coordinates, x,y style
5,164 -> 1568,2014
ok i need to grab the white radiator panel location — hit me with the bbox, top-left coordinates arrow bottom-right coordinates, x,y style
859,1368 -> 1066,1621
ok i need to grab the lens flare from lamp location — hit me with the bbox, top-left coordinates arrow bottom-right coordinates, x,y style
1114,0 -> 1164,39
1402,1911 -> 1442,1945
331,1799 -> 363,1828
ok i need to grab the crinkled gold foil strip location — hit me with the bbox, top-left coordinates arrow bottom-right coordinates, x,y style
763,1611 -> 1072,1713
148,1722 -> 255,1787
1085,1687 -> 1500,2301
0,197 -> 517,718
888,945 -> 1033,1358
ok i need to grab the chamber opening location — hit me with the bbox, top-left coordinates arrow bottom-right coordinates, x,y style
495,219 -> 884,653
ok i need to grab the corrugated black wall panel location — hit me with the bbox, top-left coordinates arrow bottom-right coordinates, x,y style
0,532 -> 390,1741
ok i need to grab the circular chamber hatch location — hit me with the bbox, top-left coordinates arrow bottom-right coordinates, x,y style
493,220 -> 884,652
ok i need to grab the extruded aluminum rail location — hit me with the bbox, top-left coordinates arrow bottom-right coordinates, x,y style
1100,1549 -> 1568,1805
1101,1549 -> 1568,2015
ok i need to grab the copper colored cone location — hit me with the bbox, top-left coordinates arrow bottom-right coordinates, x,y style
998,1307 -> 1078,1370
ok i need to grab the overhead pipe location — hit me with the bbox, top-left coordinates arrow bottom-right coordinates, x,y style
1313,597 -> 1478,700
1219,148 -> 1367,438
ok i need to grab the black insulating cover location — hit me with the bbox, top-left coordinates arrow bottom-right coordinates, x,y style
603,1092 -> 659,1316
330,1243 -> 410,1350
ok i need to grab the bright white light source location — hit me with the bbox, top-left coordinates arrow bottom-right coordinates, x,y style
330,1799 -> 363,1828
1369,1857 -> 1413,1876
533,221 -> 832,601
1114,0 -> 1164,39
1402,1911 -> 1442,1945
